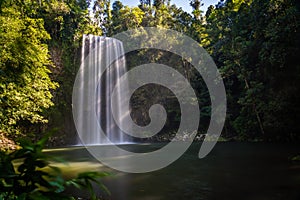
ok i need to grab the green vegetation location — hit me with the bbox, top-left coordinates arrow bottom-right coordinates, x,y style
0,0 -> 299,145
0,0 -> 101,145
204,0 -> 300,141
98,0 -> 300,141
0,1 -> 57,136
0,135 -> 109,199
0,0 -> 299,198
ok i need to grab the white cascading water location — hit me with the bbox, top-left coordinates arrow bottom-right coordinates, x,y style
74,34 -> 130,145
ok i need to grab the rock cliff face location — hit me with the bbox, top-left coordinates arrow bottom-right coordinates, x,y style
43,45 -> 78,147
0,132 -> 18,151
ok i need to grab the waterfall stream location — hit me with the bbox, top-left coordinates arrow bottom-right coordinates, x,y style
73,35 -> 130,145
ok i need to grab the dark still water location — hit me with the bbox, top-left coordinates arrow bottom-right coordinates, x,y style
46,142 -> 300,200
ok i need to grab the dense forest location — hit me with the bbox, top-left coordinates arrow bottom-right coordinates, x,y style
0,0 -> 299,148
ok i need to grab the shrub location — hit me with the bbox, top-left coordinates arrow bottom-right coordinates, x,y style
0,135 -> 109,200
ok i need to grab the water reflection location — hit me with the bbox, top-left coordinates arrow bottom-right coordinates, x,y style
46,142 -> 300,200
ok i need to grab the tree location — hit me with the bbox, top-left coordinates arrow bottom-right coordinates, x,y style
190,0 -> 203,20
204,0 -> 300,140
140,0 -> 151,7
153,0 -> 169,8
93,0 -> 112,34
0,1 -> 58,136
44,0 -> 102,144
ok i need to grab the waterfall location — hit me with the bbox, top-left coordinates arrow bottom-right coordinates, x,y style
73,34 -> 130,145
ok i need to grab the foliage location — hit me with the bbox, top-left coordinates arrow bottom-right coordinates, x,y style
204,0 -> 300,140
37,0 -> 102,144
290,155 -> 300,162
0,0 -> 299,143
0,1 -> 58,136
97,0 -> 212,136
0,135 -> 109,200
